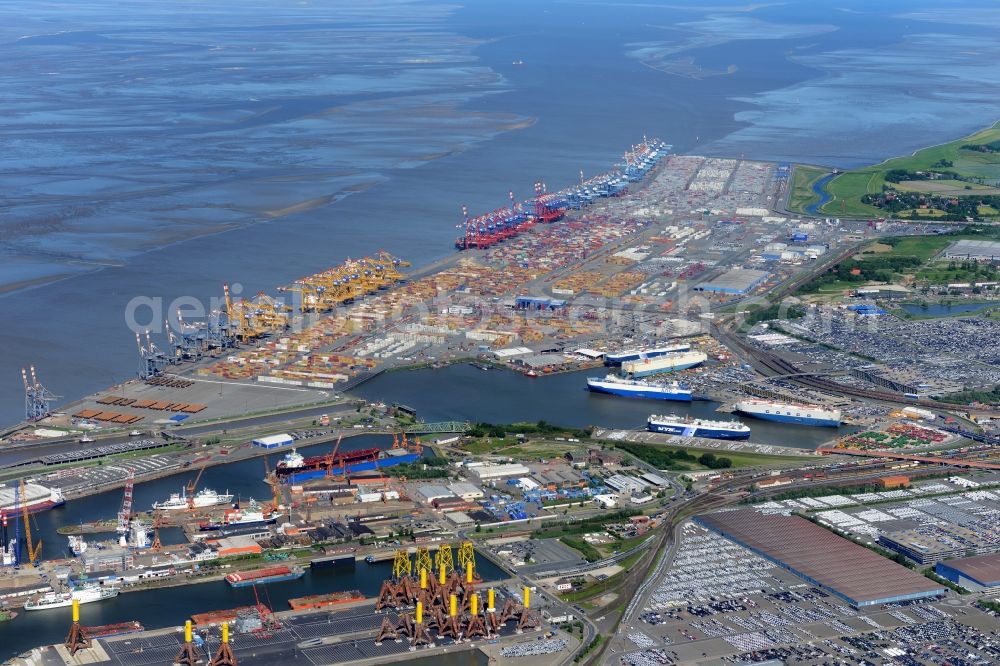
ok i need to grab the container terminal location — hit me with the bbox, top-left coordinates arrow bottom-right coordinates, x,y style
4,141 -> 1000,664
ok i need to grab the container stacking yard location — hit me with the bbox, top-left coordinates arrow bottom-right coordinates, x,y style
695,510 -> 945,607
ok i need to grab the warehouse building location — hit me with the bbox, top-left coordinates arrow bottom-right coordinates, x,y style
944,239 -> 1000,262
413,485 -> 454,504
879,524 -> 1000,566
467,462 -> 530,480
604,474 -> 648,495
935,553 -> 1000,591
694,268 -> 769,295
849,365 -> 964,397
696,510 -> 945,607
252,433 -> 293,449
447,482 -> 485,501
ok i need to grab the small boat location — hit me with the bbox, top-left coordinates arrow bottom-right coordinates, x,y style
0,609 -> 17,622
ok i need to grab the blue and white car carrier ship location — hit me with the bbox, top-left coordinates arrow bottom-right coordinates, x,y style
604,343 -> 691,366
647,414 -> 751,440
586,376 -> 693,401
734,399 -> 841,427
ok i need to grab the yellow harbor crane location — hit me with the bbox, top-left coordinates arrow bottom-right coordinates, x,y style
278,253 -> 409,313
19,479 -> 42,565
223,283 -> 291,342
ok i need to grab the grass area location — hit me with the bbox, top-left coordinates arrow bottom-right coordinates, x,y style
894,179 -> 1000,194
899,208 -> 949,218
787,165 -> 828,213
560,549 -> 647,603
560,536 -> 602,562
531,511 -> 641,540
888,235 -> 953,260
608,440 -> 807,470
816,120 -> 1000,216
822,170 -> 886,216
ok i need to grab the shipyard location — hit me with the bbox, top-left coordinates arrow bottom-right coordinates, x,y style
3,124 -> 1000,666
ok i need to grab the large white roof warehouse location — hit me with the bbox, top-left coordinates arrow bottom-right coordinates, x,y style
944,239 -> 1000,261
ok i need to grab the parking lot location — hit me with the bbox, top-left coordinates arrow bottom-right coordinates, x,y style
617,521 -> 1000,665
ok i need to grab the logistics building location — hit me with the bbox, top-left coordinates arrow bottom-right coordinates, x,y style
252,433 -> 294,449
604,474 -> 648,495
934,553 -> 1000,591
696,510 -> 945,607
944,239 -> 1000,262
467,463 -> 530,480
693,269 -> 769,295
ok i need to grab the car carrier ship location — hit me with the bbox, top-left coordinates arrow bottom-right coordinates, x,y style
586,376 -> 693,401
647,414 -> 751,440
734,399 -> 842,427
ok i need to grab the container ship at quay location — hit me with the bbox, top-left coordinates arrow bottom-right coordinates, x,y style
586,376 -> 693,402
647,414 -> 751,440
275,442 -> 422,484
226,565 -> 305,588
0,482 -> 65,515
454,138 -> 670,250
735,399 -> 842,427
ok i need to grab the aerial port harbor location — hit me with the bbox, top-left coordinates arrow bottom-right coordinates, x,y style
3,134 -> 1000,666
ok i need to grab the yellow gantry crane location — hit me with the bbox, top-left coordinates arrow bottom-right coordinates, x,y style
223,283 -> 291,342
278,253 -> 409,313
20,479 -> 42,565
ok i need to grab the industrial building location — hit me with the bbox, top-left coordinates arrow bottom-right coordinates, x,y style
413,485 -> 454,504
447,482 -> 485,501
935,553 -> 1000,591
81,546 -> 134,573
467,462 -> 530,480
252,433 -> 293,449
849,365 -> 964,397
944,239 -> 1000,262
879,524 -> 1000,565
694,268 -> 769,295
604,474 -> 648,495
696,510 -> 945,607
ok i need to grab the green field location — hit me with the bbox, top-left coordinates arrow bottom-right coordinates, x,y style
608,440 -> 807,470
808,120 -> 1000,216
787,165 -> 828,213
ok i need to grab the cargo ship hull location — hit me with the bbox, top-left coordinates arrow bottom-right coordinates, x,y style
288,591 -> 364,610
587,377 -> 692,401
281,452 -> 421,484
0,483 -> 66,516
647,417 -> 750,441
604,344 -> 691,366
735,401 -> 841,427
226,566 -> 305,588
621,351 -> 708,379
